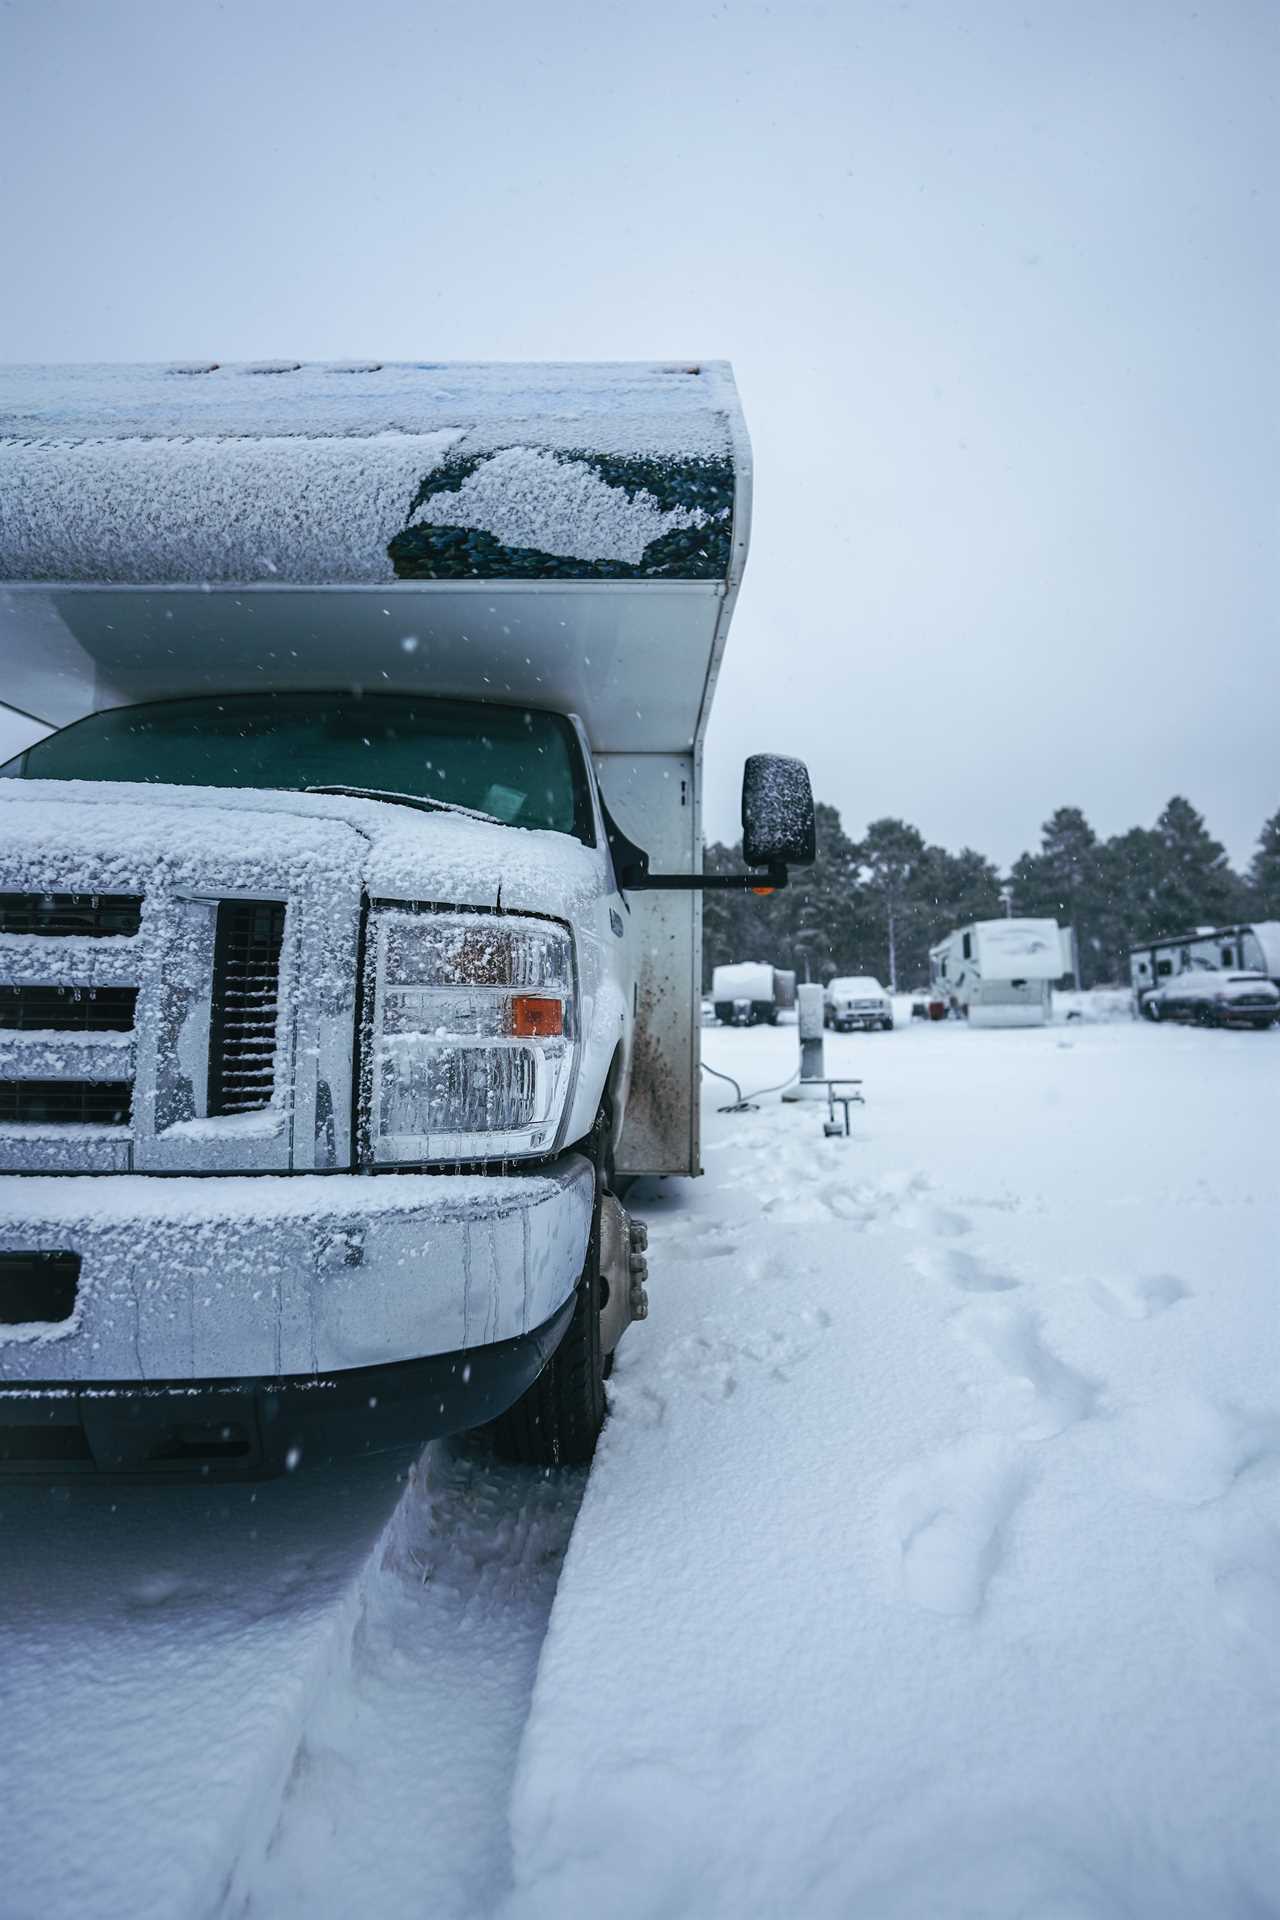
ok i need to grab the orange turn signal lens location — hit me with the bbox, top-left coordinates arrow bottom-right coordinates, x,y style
511,995 -> 564,1038
751,886 -> 776,896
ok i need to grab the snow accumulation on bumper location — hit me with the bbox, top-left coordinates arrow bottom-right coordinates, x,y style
0,1157 -> 593,1386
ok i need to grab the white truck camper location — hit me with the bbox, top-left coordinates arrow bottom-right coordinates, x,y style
0,361 -> 815,1475
930,918 -> 1072,1027
1129,923 -> 1280,1013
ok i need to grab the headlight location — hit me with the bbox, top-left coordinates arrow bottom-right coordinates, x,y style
362,910 -> 577,1163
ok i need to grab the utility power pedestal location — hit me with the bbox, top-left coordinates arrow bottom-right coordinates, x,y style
783,983 -> 828,1100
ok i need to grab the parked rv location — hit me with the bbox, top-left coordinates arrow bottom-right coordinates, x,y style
0,361 -> 815,1474
711,961 -> 787,1026
1130,923 -> 1280,1017
930,919 -> 1072,1027
824,976 -> 893,1032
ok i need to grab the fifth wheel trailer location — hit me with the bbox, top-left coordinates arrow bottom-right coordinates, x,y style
0,360 -> 815,1473
930,918 -> 1073,1026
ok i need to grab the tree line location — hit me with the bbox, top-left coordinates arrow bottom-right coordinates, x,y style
703,799 -> 1280,991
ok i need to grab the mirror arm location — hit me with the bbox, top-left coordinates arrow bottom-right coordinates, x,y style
620,862 -> 790,893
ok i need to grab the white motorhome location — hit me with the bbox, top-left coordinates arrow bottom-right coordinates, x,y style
0,361 -> 815,1474
930,918 -> 1072,1027
1129,923 -> 1280,1015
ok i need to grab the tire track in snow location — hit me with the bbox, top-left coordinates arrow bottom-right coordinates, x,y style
227,1439 -> 586,1920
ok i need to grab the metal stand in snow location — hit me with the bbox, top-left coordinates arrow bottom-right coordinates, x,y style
781,984 -> 865,1134
822,1080 -> 864,1137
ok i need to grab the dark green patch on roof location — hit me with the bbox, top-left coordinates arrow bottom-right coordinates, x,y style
389,448 -> 734,582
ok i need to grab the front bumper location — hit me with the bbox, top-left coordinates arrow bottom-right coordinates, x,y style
0,1299 -> 577,1475
0,1158 -> 594,1386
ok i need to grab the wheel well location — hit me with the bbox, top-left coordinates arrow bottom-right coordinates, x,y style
603,1044 -> 627,1160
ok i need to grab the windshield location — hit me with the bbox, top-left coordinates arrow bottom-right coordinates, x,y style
0,692 -> 594,842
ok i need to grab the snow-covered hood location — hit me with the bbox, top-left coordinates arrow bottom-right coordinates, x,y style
0,779 -> 604,920
829,979 -> 886,1003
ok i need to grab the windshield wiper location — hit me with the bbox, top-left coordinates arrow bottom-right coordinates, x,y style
305,784 -> 504,826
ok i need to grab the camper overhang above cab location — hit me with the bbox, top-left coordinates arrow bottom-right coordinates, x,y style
0,359 -> 750,757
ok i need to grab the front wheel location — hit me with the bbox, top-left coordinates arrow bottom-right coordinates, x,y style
881,1018 -> 894,1031
490,1227 -> 605,1467
490,1104 -> 616,1467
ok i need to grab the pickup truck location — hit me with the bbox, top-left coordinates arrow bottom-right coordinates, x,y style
0,362 -> 814,1474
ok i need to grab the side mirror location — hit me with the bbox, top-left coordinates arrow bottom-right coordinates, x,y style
603,752 -> 815,894
741,754 -> 816,870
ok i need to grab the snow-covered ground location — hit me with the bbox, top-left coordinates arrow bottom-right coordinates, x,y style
3,1010 -> 1278,1919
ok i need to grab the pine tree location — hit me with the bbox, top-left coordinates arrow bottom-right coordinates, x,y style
1151,796 -> 1240,932
1247,809 -> 1280,918
857,819 -> 927,991
1009,807 -> 1104,984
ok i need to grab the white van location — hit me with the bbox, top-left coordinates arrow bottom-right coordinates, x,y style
0,361 -> 815,1474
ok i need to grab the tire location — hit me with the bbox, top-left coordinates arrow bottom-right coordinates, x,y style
881,1018 -> 894,1031
489,1113 -> 611,1468
489,1251 -> 604,1466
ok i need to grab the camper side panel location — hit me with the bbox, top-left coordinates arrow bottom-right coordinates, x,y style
596,751 -> 699,1178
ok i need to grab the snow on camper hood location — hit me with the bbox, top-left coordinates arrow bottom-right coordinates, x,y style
0,780 -> 602,920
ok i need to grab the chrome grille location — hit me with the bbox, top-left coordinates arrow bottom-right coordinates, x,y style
0,893 -> 142,937
0,985 -> 137,1031
0,1080 -> 133,1126
208,900 -> 287,1116
0,801 -> 359,1174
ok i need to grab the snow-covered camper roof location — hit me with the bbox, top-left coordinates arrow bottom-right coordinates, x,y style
0,361 -> 750,753
930,919 -> 1066,981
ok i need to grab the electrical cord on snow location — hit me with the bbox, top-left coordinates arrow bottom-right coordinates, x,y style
701,1059 -> 799,1113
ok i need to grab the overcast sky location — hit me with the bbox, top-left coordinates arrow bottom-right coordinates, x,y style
1,0 -> 1275,871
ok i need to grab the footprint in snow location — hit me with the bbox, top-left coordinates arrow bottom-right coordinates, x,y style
666,1218 -> 740,1260
1216,1563 -> 1280,1650
1090,1272 -> 1190,1320
660,1314 -> 829,1400
951,1300 -> 1098,1438
909,1244 -> 1019,1294
1125,1394 -> 1280,1507
886,1435 -> 1029,1617
925,1205 -> 971,1238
